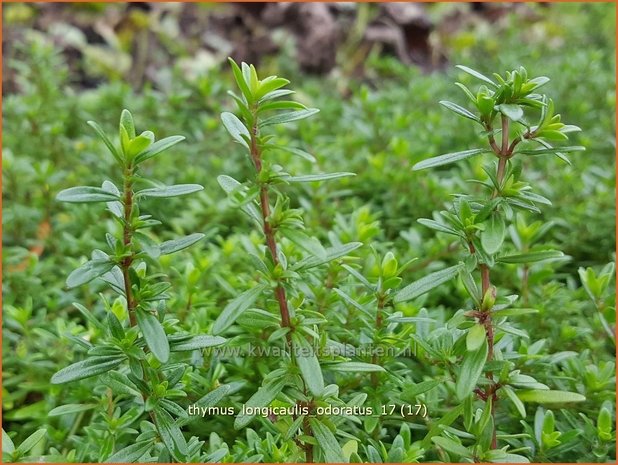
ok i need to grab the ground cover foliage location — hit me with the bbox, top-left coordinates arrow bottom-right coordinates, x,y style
2,3 -> 616,463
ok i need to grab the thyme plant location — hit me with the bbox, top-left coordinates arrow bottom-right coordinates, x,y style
51,111 -> 226,462
411,66 -> 587,461
214,58 -> 388,463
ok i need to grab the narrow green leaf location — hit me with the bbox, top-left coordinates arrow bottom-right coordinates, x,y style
100,371 -> 141,397
136,309 -> 169,363
495,454 -> 531,463
286,172 -> 355,183
496,104 -> 524,122
107,311 -> 125,340
456,65 -> 497,87
87,120 -> 121,162
403,380 -> 441,399
502,386 -> 526,418
241,62 -> 253,92
498,250 -> 564,264
154,408 -> 188,462
456,338 -> 488,400
460,268 -> 481,306
119,124 -> 131,156
454,82 -> 477,103
133,135 -> 185,164
492,307 -> 539,318
413,148 -> 485,171
120,109 -> 136,138
217,175 -> 262,224
326,362 -> 385,373
394,264 -> 462,303
51,356 -> 125,384
258,100 -> 305,113
261,109 -> 319,127
228,58 -> 253,102
57,186 -> 120,203
221,112 -> 250,149
528,76 -> 550,90
213,284 -> 268,335
15,429 -> 47,456
332,288 -> 373,318
421,404 -> 465,448
234,378 -> 287,429
195,385 -> 231,409
516,390 -> 586,404
517,146 -> 585,155
268,145 -> 316,162
66,259 -> 115,289
255,77 -> 290,100
160,399 -> 189,419
431,436 -> 472,458
258,90 -> 295,105
418,218 -> 462,236
294,242 -> 362,271
73,302 -> 105,332
159,233 -> 205,255
341,264 -> 374,290
440,100 -> 480,122
387,316 -> 434,324
539,129 -> 569,141
481,215 -> 506,255
137,184 -> 203,198
466,324 -> 486,352
178,385 -> 232,427
2,429 -> 14,454
170,335 -> 226,352
310,418 -> 347,463
281,229 -> 325,258
49,404 -> 97,417
105,441 -> 153,463
292,334 -> 324,397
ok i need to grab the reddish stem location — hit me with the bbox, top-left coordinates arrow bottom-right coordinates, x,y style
478,116 -> 513,450
250,119 -> 292,342
249,111 -> 311,460
122,165 -> 136,326
480,264 -> 491,296
488,133 -> 501,154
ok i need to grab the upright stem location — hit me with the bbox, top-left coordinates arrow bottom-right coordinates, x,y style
500,115 -> 509,154
478,115 -> 510,450
122,164 -> 136,326
249,115 -> 313,461
120,163 -> 157,425
250,118 -> 293,339
480,265 -> 491,295
493,157 -> 507,199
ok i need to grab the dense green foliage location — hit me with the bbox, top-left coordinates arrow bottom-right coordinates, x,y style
3,3 -> 615,463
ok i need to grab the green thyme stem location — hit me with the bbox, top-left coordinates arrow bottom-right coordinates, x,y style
501,115 -> 509,154
121,164 -> 159,427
